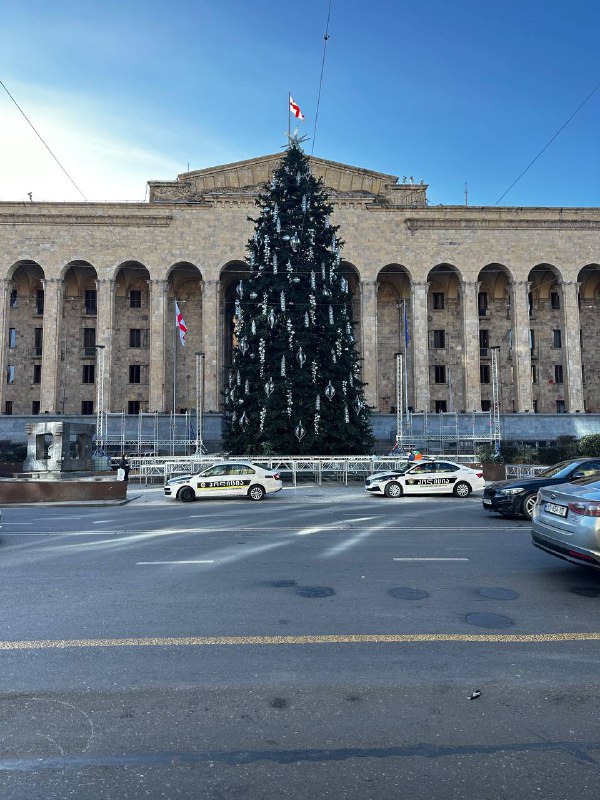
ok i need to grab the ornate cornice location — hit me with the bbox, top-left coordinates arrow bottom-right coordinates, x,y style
405,218 -> 600,233
0,213 -> 173,227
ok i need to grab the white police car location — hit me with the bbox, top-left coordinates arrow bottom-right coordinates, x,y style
164,461 -> 283,502
365,459 -> 485,498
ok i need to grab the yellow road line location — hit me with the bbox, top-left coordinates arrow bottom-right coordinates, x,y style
1,632 -> 600,651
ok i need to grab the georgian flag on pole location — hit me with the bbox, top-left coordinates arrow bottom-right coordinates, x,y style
289,95 -> 305,121
175,301 -> 187,346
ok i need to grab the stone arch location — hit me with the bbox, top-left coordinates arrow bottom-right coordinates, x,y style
578,263 -> 600,412
426,264 -> 463,412
527,263 -> 562,303
166,262 -> 203,413
5,261 -> 46,414
112,261 -> 151,413
376,264 -> 411,413
59,261 -> 99,415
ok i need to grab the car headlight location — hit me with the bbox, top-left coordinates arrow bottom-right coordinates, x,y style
498,487 -> 525,495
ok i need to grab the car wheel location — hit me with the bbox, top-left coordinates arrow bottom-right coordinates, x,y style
522,492 -> 538,520
178,486 -> 195,503
248,484 -> 265,501
453,481 -> 471,498
384,481 -> 403,498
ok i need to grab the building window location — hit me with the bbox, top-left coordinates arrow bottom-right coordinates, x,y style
507,330 -> 512,350
129,328 -> 142,348
84,289 -> 97,315
529,329 -> 535,354
481,400 -> 491,412
431,329 -> 446,349
553,329 -> 562,348
82,364 -> 95,384
556,400 -> 566,413
128,400 -> 141,414
480,364 -> 490,384
129,290 -> 142,308
550,291 -> 560,310
528,292 -> 534,316
34,328 -> 43,356
8,328 -> 16,348
554,365 -> 564,384
531,364 -> 538,384
33,364 -> 41,384
35,289 -> 44,315
6,365 -> 15,384
81,400 -> 94,415
10,289 -> 17,308
533,400 -> 539,413
478,292 -> 488,316
435,400 -> 447,413
129,364 -> 141,383
433,365 -> 446,384
4,401 -> 12,415
432,292 -> 444,310
83,328 -> 96,356
32,401 -> 40,414
479,329 -> 489,356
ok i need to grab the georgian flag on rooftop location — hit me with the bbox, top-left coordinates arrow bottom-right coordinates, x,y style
289,96 -> 305,120
175,301 -> 187,346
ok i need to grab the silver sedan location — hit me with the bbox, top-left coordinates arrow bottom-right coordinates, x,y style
532,477 -> 600,569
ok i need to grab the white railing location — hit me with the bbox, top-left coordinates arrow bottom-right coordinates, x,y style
129,453 -> 482,487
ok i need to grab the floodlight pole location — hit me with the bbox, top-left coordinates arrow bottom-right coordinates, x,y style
195,351 -> 204,453
395,352 -> 404,446
95,345 -> 106,454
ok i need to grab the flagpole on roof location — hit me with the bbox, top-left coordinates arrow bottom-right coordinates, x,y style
288,91 -> 291,138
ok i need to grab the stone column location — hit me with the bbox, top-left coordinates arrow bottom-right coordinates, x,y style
560,280 -> 584,412
461,280 -> 481,412
411,281 -> 430,412
201,279 -> 220,412
509,280 -> 533,412
95,279 -> 115,411
40,278 -> 63,413
0,279 -> 11,413
360,280 -> 378,409
148,279 -> 168,412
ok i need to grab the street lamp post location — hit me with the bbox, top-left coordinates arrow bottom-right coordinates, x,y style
394,352 -> 404,446
95,345 -> 106,454
195,351 -> 205,454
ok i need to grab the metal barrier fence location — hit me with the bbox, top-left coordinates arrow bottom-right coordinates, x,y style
129,453 -> 482,487
505,464 -> 548,478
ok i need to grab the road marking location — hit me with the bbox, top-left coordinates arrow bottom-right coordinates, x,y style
393,557 -> 469,561
1,632 -> 600,651
136,560 -> 215,565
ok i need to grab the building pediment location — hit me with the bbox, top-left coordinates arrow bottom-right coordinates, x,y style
148,153 -> 427,207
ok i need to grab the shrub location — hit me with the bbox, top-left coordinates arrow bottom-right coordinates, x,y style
578,434 -> 600,457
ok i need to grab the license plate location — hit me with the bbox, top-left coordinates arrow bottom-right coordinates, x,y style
544,502 -> 567,517
483,499 -> 492,506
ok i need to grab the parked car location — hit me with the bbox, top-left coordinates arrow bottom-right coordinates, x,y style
164,461 -> 282,502
482,458 -> 600,520
532,477 -> 600,569
365,459 -> 484,498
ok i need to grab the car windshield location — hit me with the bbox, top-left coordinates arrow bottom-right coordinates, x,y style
538,461 -> 580,479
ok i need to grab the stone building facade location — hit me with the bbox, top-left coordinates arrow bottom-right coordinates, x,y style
0,153 -> 599,423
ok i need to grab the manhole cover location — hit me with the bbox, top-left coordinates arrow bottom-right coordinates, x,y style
265,580 -> 297,588
389,587 -> 429,600
466,613 -> 513,628
295,586 -> 335,598
479,588 -> 519,600
571,587 -> 600,598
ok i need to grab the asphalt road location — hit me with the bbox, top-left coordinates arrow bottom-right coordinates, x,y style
1,484 -> 599,799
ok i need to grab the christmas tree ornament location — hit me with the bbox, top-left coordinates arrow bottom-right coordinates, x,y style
268,308 -> 276,328
315,394 -> 321,410
245,380 -> 250,395
251,319 -> 256,335
280,291 -> 286,311
264,377 -> 274,396
290,232 -> 300,252
344,405 -> 350,423
237,370 -> 241,386
297,347 -> 306,367
294,421 -> 305,441
239,337 -> 249,355
250,291 -> 257,299
239,411 -> 249,431
281,355 -> 286,376
325,381 -> 335,401
287,388 -> 293,416
310,271 -> 316,289
259,408 -> 267,432
302,195 -> 307,212
329,305 -> 334,324
304,311 -> 309,327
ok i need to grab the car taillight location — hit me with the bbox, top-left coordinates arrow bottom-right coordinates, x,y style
273,472 -> 280,480
568,501 -> 600,517
476,472 -> 483,479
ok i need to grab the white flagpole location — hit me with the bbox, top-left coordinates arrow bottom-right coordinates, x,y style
288,91 -> 291,137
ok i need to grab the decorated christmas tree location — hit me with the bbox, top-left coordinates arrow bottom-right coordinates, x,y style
222,134 -> 374,455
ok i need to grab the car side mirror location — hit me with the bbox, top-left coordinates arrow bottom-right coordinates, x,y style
572,471 -> 585,479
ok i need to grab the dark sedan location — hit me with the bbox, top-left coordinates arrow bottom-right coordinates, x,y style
483,458 -> 600,520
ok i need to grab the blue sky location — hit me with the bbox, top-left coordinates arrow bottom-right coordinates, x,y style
1,0 -> 598,206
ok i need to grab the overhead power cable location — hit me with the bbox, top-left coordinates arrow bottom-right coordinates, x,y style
495,81 -> 600,205
311,0 -> 333,156
0,79 -> 89,202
